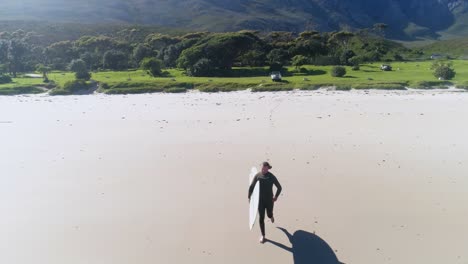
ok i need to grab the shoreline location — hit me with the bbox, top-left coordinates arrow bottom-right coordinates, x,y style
2,84 -> 467,97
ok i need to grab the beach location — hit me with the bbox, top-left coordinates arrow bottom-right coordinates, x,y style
1,89 -> 467,264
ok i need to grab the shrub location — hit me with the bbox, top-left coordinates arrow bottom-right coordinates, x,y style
75,71 -> 91,81
140,57 -> 164,77
432,62 -> 456,80
0,74 -> 12,84
331,66 -> 346,77
69,59 -> 91,81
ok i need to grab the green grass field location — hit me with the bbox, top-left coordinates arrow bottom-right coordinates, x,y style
1,60 -> 467,95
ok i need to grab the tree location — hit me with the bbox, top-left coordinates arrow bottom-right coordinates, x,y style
68,59 -> 91,81
177,32 -> 259,73
431,60 -> 455,80
7,39 -> 27,77
36,64 -> 51,80
80,52 -> 100,71
189,58 -> 215,77
267,48 -> 289,71
328,31 -> 355,61
103,50 -> 128,70
132,44 -> 152,65
238,50 -> 266,67
291,55 -> 309,70
140,57 -> 164,77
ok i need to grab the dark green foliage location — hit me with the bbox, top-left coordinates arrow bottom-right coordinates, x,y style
140,57 -> 164,77
311,56 -> 340,66
431,61 -> 456,80
331,66 -> 347,77
189,58 -> 215,77
0,74 -> 12,84
132,44 -> 153,65
267,49 -> 289,69
177,32 -> 260,75
75,71 -> 92,81
68,59 -> 87,73
291,55 -> 309,70
103,50 -> 129,70
68,59 -> 92,81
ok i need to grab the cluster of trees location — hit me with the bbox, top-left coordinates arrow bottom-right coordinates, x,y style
0,24 -> 410,78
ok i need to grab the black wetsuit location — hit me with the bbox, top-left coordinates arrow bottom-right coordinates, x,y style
248,172 -> 282,236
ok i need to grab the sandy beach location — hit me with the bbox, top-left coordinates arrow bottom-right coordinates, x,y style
1,89 -> 468,264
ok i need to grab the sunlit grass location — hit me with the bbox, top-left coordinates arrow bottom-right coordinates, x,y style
2,60 -> 467,95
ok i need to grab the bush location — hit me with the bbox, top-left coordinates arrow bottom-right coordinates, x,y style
433,65 -> 456,80
0,74 -> 12,84
75,71 -> 91,81
141,57 -> 164,77
351,65 -> 360,71
69,59 -> 91,81
331,66 -> 346,77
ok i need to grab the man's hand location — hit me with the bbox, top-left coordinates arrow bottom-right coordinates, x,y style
273,197 -> 278,202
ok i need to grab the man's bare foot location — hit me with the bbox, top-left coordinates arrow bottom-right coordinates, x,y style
259,236 -> 266,244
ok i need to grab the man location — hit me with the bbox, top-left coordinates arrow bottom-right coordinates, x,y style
248,161 -> 282,243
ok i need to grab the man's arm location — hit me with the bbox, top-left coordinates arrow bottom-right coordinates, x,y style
248,176 -> 258,200
273,176 -> 282,200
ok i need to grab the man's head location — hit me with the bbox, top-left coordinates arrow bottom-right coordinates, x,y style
261,161 -> 272,174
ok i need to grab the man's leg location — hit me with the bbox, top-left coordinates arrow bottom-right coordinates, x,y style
258,201 -> 266,237
266,200 -> 274,223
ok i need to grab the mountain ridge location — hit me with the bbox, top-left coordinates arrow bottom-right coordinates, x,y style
2,0 -> 468,39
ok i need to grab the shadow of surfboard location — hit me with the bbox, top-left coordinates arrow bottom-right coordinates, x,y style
267,227 -> 344,264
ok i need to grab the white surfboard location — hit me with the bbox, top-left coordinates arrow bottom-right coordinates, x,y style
249,167 -> 260,230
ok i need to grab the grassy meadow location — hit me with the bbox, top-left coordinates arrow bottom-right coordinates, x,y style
1,60 -> 468,95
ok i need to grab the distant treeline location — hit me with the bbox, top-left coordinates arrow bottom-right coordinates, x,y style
0,23 -> 422,77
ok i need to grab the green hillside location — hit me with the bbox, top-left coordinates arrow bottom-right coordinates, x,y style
1,0 -> 468,40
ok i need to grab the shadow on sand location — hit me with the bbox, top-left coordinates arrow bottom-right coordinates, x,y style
267,227 -> 344,264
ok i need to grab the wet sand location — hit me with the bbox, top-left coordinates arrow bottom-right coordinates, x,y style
1,90 -> 467,264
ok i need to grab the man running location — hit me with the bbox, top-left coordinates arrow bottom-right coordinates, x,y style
248,161 -> 282,243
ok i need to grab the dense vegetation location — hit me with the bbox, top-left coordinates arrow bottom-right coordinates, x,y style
0,23 -> 466,95
0,25 -> 409,78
